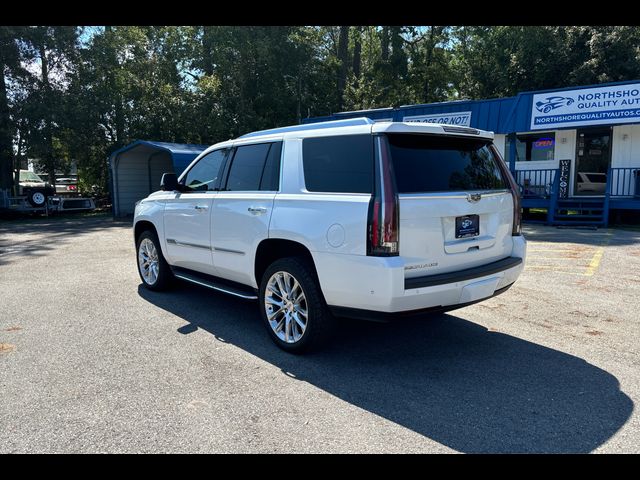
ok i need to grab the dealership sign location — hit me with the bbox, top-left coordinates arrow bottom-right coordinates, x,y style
530,83 -> 640,130
403,111 -> 472,126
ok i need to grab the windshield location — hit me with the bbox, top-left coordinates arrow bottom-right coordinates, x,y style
387,134 -> 508,193
20,171 -> 44,182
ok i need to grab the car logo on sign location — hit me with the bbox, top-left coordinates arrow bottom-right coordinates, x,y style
467,193 -> 481,203
535,96 -> 575,113
462,219 -> 473,229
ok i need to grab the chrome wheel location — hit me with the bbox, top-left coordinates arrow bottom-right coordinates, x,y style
138,238 -> 159,285
264,271 -> 308,344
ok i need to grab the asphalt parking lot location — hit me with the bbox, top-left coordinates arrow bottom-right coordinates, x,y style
1,215 -> 639,453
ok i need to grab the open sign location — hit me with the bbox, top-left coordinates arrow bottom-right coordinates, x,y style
533,138 -> 554,148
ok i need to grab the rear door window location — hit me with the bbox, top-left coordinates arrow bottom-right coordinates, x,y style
302,135 -> 373,194
225,143 -> 275,191
387,134 -> 507,193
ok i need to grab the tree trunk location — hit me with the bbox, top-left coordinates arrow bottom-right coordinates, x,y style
0,37 -> 14,193
39,38 -> 56,184
381,27 -> 389,61
201,26 -> 214,76
423,26 -> 437,103
390,26 -> 406,77
296,75 -> 302,124
352,27 -> 362,84
105,26 -> 124,148
337,26 -> 350,111
15,121 -> 25,189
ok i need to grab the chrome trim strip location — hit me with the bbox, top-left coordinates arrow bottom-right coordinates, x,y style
166,239 -> 245,255
212,246 -> 245,255
166,238 -> 211,250
174,274 -> 258,300
399,190 -> 510,200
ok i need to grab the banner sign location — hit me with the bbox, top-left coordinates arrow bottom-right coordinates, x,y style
530,83 -> 640,130
558,159 -> 571,199
403,111 -> 472,126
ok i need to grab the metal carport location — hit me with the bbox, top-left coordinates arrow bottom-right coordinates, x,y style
109,140 -> 208,217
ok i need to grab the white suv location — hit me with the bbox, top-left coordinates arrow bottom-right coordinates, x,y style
133,118 -> 526,352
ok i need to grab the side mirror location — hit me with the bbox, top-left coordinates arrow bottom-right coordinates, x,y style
160,173 -> 179,191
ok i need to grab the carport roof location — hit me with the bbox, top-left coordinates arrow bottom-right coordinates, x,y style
110,140 -> 210,173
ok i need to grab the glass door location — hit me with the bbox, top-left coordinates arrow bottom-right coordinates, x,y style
574,127 -> 611,196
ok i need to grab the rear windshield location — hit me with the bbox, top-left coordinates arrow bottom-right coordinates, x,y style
387,134 -> 507,193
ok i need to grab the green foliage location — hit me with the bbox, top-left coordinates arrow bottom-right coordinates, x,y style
2,25 -> 640,197
451,26 -> 640,100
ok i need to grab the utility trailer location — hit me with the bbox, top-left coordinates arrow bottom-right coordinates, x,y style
2,195 -> 95,215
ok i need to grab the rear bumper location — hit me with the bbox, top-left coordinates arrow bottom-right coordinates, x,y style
404,256 -> 522,289
313,235 -> 526,314
329,283 -> 515,321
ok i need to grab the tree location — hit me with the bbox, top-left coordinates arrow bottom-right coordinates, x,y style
336,26 -> 350,110
0,28 -> 16,192
0,27 -> 27,193
18,26 -> 79,184
4,25 -> 640,205
450,26 -> 640,100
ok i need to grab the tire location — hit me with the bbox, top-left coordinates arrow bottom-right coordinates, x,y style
27,190 -> 47,207
136,230 -> 173,291
259,256 -> 335,353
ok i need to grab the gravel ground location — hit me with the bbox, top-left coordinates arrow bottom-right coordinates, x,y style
0,216 -> 638,453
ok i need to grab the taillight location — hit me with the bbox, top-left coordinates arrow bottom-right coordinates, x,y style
490,145 -> 521,236
510,186 -> 522,235
368,135 -> 399,256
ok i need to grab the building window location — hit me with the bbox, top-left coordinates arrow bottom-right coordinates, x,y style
506,133 -> 555,162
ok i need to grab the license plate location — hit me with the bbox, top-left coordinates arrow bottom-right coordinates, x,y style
455,214 -> 479,239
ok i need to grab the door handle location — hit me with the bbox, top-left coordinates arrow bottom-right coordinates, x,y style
248,206 -> 267,215
194,205 -> 208,211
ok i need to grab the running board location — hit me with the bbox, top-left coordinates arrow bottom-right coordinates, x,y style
171,267 -> 258,300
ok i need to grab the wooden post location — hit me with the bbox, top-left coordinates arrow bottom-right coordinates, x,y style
603,166 -> 612,227
547,169 -> 561,225
507,133 -> 517,176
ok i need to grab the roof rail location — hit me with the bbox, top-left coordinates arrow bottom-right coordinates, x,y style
238,117 -> 375,139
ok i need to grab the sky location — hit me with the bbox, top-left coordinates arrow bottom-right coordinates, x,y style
79,26 -> 103,46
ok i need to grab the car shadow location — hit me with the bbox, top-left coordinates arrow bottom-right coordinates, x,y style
138,282 -> 633,453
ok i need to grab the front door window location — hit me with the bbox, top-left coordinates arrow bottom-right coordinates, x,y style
575,128 -> 611,196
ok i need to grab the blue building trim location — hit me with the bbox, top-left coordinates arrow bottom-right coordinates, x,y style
304,80 -> 640,223
304,79 -> 640,134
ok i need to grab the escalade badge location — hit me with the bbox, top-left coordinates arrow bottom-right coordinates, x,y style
467,193 -> 481,203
